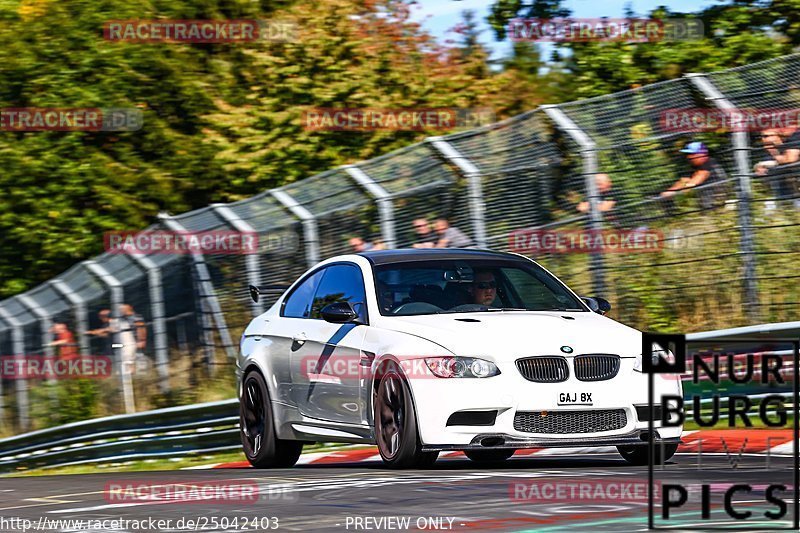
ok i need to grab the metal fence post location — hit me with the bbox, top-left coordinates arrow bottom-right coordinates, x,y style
0,307 -> 28,431
211,204 -> 264,316
427,137 -> 488,248
271,190 -> 320,267
49,279 -> 90,357
126,254 -> 170,393
687,73 -> 759,321
85,260 -> 134,414
159,214 -> 238,366
541,105 -> 606,295
16,295 -> 59,410
17,295 -> 53,358
343,165 -> 397,249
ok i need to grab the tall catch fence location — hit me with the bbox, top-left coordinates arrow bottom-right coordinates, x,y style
1,54 -> 799,433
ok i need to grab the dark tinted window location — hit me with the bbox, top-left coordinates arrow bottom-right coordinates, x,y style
310,264 -> 367,320
283,269 -> 325,318
374,259 -> 585,316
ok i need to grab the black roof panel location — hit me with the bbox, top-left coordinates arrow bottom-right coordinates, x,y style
357,248 -> 528,265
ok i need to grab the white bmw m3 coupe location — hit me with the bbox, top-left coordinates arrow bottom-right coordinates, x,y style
238,249 -> 683,468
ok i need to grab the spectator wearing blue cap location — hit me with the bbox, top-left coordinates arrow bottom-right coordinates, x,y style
660,141 -> 729,211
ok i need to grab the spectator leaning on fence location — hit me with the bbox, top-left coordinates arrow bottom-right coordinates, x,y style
576,173 -> 617,214
411,218 -> 438,248
433,218 -> 474,248
660,142 -> 728,211
87,308 -> 112,355
48,322 -> 79,361
755,126 -> 800,210
348,236 -> 385,253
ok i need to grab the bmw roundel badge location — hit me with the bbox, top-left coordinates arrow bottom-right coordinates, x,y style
560,346 -> 573,354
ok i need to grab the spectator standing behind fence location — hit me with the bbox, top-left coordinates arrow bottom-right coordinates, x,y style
411,218 -> 438,248
660,142 -> 728,212
348,236 -> 386,253
433,218 -> 474,248
48,322 -> 79,361
576,173 -> 617,214
87,309 -> 112,355
120,304 -> 147,371
755,127 -> 800,210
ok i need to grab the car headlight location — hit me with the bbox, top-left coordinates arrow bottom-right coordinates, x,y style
634,342 -> 676,372
424,357 -> 500,378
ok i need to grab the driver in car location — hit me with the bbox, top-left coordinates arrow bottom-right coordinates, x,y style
469,270 -> 498,306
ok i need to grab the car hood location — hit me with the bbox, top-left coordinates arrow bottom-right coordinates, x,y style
378,311 -> 642,361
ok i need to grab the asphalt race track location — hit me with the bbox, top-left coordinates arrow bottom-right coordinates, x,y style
0,452 -> 796,532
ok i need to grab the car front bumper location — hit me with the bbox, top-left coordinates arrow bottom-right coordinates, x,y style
407,357 -> 684,448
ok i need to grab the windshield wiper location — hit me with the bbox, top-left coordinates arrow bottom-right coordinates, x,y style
485,307 -> 529,312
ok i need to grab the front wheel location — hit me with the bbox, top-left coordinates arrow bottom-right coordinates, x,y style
240,370 -> 303,468
464,449 -> 515,463
617,443 -> 678,465
374,368 -> 438,468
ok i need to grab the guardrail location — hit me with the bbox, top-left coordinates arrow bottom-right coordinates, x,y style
0,400 -> 239,473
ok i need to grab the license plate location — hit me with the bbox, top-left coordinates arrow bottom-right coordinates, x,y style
558,392 -> 593,406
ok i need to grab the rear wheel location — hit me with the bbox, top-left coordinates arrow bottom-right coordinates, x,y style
617,443 -> 678,465
374,368 -> 438,468
464,449 -> 515,463
240,370 -> 303,468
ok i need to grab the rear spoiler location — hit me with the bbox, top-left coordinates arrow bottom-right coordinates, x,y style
249,284 -> 290,303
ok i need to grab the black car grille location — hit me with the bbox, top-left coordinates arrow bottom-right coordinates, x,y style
516,357 -> 569,383
574,354 -> 621,381
514,409 -> 628,434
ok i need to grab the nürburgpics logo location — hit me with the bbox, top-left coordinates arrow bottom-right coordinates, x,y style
0,108 -> 142,131
302,108 -> 495,132
644,334 -> 799,528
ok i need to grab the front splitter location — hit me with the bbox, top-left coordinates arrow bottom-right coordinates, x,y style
422,430 -> 682,452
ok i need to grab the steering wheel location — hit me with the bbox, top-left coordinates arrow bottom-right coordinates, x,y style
448,303 -> 489,312
391,302 -> 444,315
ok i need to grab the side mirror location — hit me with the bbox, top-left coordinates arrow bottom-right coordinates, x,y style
321,302 -> 359,324
582,297 -> 611,315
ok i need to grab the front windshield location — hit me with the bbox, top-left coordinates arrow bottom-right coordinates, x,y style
374,259 -> 587,316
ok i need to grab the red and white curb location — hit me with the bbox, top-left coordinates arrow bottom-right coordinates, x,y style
185,429 -> 795,469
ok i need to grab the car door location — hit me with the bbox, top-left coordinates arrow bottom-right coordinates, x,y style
289,263 -> 368,425
273,268 -> 326,406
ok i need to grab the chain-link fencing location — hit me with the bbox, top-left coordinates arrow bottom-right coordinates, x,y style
1,53 -> 799,433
